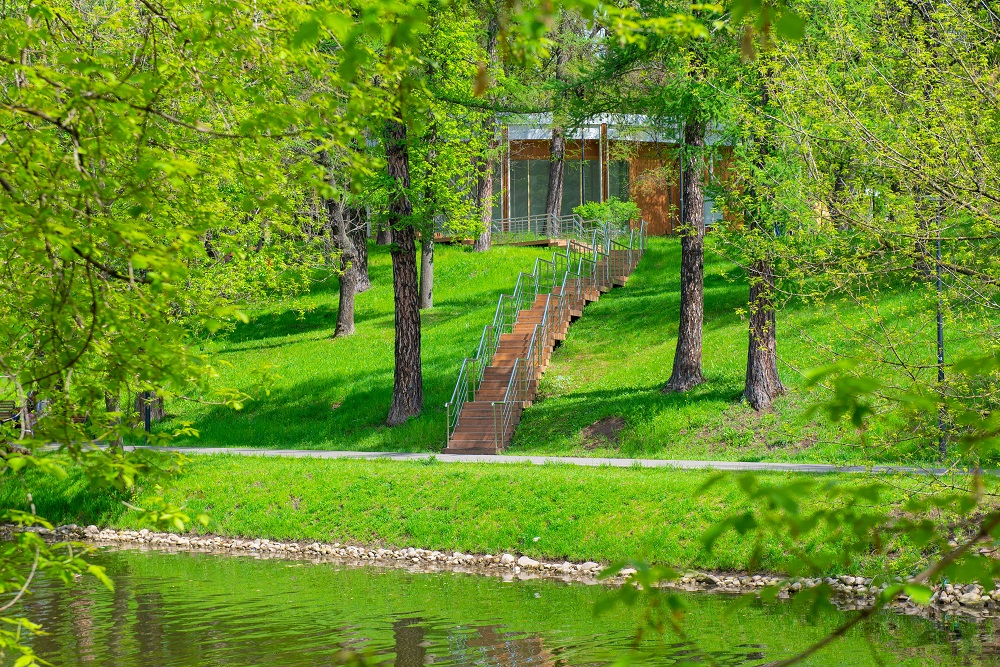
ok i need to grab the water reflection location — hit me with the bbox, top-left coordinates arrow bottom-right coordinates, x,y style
10,549 -> 1000,667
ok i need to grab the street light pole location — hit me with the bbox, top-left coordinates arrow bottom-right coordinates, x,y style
935,205 -> 947,458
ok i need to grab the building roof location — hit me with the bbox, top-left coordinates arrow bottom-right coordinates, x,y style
502,113 -> 727,145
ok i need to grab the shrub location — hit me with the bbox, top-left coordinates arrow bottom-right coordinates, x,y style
573,197 -> 641,225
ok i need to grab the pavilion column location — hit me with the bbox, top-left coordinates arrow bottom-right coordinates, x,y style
601,123 -> 609,202
501,126 -> 510,220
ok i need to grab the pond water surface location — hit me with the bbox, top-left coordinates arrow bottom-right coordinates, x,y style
14,549 -> 1000,666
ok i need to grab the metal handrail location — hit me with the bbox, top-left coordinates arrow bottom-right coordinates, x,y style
448,213 -> 649,446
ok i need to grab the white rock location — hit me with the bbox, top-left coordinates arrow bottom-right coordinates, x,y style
960,592 -> 985,608
517,556 -> 540,568
500,553 -> 516,565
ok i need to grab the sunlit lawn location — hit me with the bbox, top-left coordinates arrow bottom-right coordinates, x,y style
513,237 -> 968,465
165,236 -> 971,465
162,242 -> 550,451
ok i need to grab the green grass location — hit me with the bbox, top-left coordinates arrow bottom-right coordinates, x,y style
512,238 -> 971,465
4,454 -> 950,577
164,242 -> 549,451
161,235 -> 974,465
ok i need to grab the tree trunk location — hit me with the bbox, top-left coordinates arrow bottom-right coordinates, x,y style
134,392 -> 165,423
329,200 -> 357,338
742,63 -> 784,410
317,151 -> 357,337
348,208 -> 371,292
420,117 -> 437,310
545,16 -> 570,227
385,118 -> 423,425
664,120 -> 708,393
419,236 -> 434,309
545,127 -> 566,223
472,164 -> 494,251
473,17 -> 499,253
744,258 -> 784,410
105,391 -> 123,446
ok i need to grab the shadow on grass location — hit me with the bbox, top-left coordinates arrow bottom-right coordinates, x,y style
165,367 -> 458,453
510,381 -> 742,455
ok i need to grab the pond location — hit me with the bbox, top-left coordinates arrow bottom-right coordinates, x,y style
14,549 -> 1000,666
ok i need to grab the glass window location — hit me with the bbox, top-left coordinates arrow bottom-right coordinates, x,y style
529,160 -> 550,217
511,160 -> 528,218
561,161 -> 582,215
608,161 -> 630,201
582,159 -> 601,204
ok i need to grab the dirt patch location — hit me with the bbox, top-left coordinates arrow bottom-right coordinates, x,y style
580,416 -> 626,449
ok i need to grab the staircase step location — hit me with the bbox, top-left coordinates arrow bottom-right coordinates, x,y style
448,234 -> 643,454
443,447 -> 501,455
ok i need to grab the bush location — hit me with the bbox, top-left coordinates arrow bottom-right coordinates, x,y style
573,197 -> 641,225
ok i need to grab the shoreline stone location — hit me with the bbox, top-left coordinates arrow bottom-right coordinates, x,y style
5,523 -> 995,621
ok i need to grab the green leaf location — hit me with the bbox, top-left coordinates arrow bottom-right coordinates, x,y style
775,11 -> 805,40
293,19 -> 322,48
903,584 -> 933,605
87,564 -> 115,592
6,457 -> 28,472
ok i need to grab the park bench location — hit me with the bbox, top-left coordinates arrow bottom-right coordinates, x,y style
0,400 -> 16,423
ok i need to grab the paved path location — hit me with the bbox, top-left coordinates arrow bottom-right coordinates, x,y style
129,446 -> 987,476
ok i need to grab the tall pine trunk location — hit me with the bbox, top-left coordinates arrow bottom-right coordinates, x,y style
743,67 -> 784,410
545,127 -> 566,222
544,16 -> 570,226
385,118 -> 423,425
419,237 -> 434,309
744,257 -> 784,409
349,208 -> 371,292
473,17 -> 499,253
664,120 -> 707,393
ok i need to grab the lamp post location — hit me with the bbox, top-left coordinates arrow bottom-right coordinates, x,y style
935,203 -> 946,458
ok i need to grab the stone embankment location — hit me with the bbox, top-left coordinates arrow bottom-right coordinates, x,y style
17,524 -> 998,619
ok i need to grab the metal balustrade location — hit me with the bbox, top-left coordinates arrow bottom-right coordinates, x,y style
445,217 -> 648,449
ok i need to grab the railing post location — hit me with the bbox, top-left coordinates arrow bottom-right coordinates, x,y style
492,401 -> 499,449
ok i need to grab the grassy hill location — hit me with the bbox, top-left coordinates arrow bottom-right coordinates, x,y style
162,236 -> 964,465
164,242 -> 550,452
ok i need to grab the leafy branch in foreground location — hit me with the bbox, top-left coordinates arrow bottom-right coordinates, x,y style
600,353 -> 1000,666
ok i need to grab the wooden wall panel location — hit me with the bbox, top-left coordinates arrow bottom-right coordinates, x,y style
627,141 -> 680,235
504,137 -> 734,235
509,139 -> 603,161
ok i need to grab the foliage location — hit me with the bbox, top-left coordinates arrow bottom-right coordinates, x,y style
160,243 -> 551,451
0,0 -> 951,663
0,0 -> 400,660
573,197 -> 641,226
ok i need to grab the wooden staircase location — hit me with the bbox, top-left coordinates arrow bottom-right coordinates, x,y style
444,230 -> 645,454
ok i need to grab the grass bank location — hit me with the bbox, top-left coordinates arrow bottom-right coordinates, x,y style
513,238 -> 972,465
160,236 -> 977,465
6,454 -> 959,577
164,243 -> 549,452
